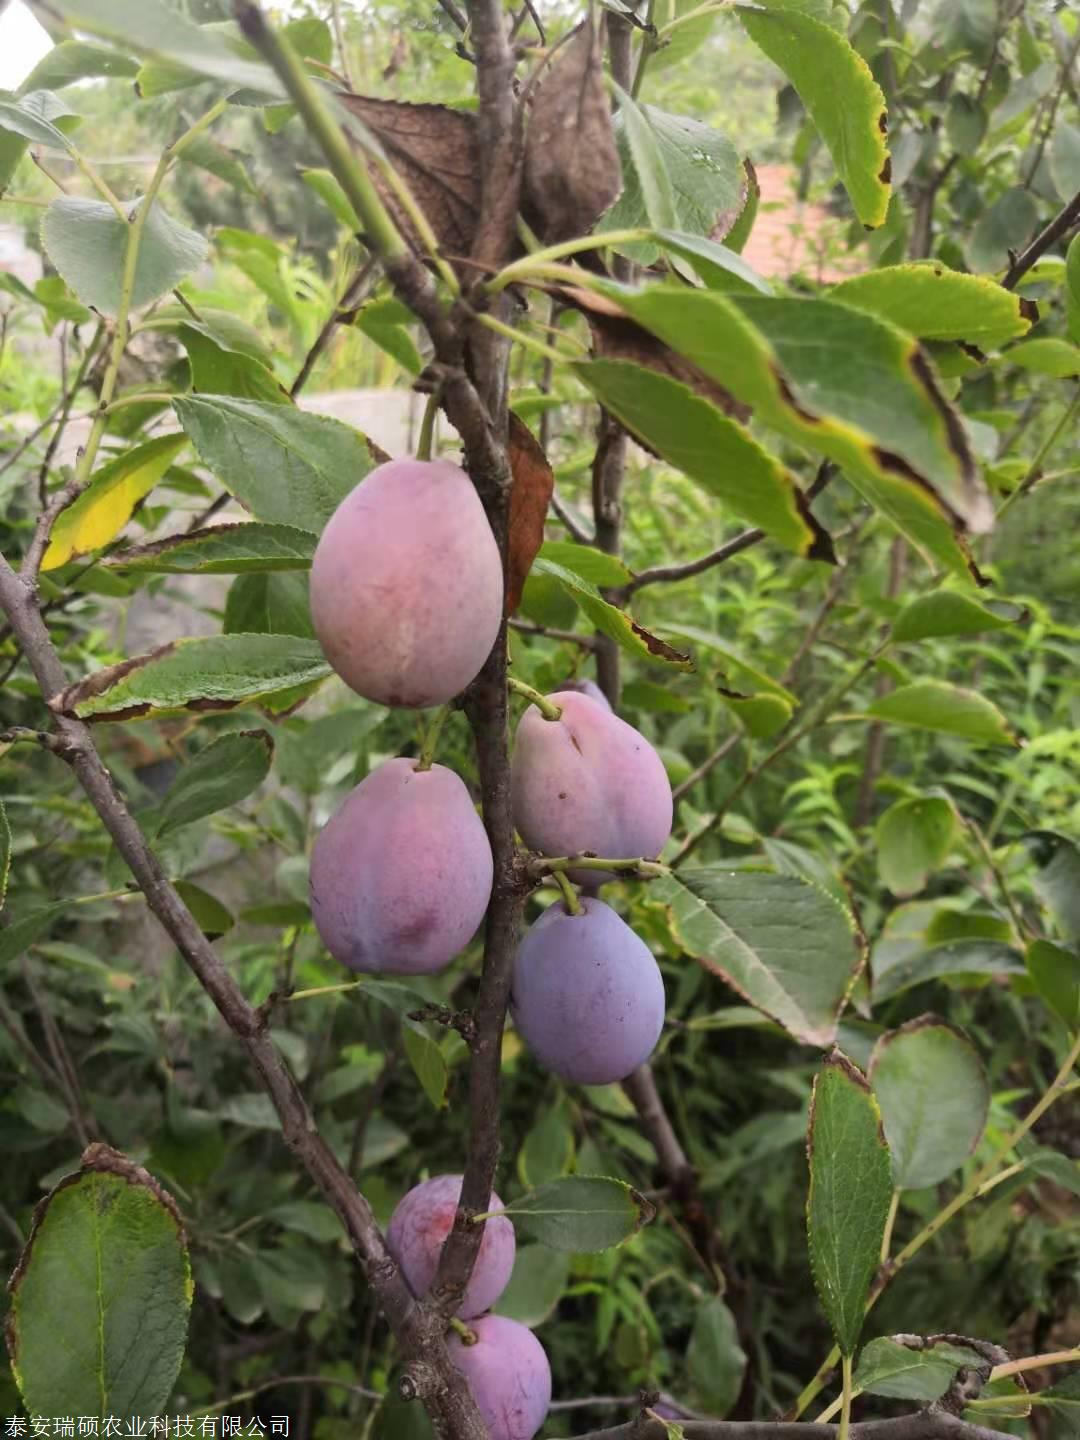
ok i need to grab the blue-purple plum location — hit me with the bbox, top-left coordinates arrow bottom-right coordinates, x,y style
386,1174 -> 514,1318
511,690 -> 672,883
310,458 -> 503,708
560,678 -> 612,711
310,758 -> 492,975
511,897 -> 665,1084
448,1316 -> 551,1440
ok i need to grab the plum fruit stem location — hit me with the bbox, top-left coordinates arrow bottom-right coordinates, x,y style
552,870 -> 583,915
416,705 -> 452,771
536,856 -> 670,880
507,676 -> 563,721
448,1317 -> 479,1345
417,389 -> 441,462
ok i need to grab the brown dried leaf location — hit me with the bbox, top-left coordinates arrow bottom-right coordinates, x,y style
523,18 -> 623,243
338,94 -> 481,260
506,411 -> 555,614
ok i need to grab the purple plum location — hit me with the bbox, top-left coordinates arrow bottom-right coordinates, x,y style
560,678 -> 613,712
309,757 -> 492,974
511,896 -> 665,1084
386,1174 -> 515,1318
310,458 -> 503,709
511,690 -> 672,883
448,1316 -> 551,1440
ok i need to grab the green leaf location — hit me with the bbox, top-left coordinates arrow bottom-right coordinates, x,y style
892,590 -> 1025,643
875,795 -> 957,897
1050,122 -> 1080,200
41,434 -> 189,570
493,1245 -> 569,1328
606,91 -> 678,241
517,1103 -> 575,1189
597,283 -> 990,575
41,196 -> 208,316
1020,832 -> 1080,942
1021,1146 -> 1080,1198
1000,337 -> 1080,379
402,1020 -> 449,1110
109,522 -> 317,575
266,1201 -> 344,1243
224,571 -> 314,638
602,101 -> 743,257
18,41 -> 138,91
830,264 -> 1034,351
0,902 -> 72,971
0,799 -> 10,914
654,228 -> 772,295
869,1018 -> 989,1189
1040,1370 -> 1080,1424
7,1146 -> 191,1419
860,681 -> 1018,746
529,557 -> 694,670
573,359 -> 826,558
935,0 -> 995,61
648,0 -> 723,72
1026,940 -> 1080,1028
806,1051 -> 893,1356
301,168 -> 361,230
872,940 -> 1025,1003
686,1297 -> 747,1418
655,868 -> 860,1047
736,1 -> 889,227
968,187 -> 1039,274
854,1337 -> 983,1402
176,135 -> 255,197
42,0 -> 281,95
174,396 -> 375,531
50,634 -> 332,722
945,94 -> 987,157
175,880 -> 233,938
537,540 -> 633,587
157,730 -> 274,836
353,298 -> 423,376
718,689 -> 793,739
494,1176 -> 655,1252
0,94 -> 71,148
1061,233 -> 1077,346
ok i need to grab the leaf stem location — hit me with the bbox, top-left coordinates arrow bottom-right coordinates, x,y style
534,855 -> 670,879
880,1187 -> 900,1263
837,1354 -> 853,1440
488,230 -> 653,293
287,980 -> 363,1002
507,675 -> 563,720
475,310 -> 568,364
552,869 -> 582,915
996,384 -> 1080,518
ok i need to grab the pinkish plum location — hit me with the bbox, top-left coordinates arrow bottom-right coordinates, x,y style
386,1174 -> 515,1318
309,758 -> 492,975
448,1316 -> 551,1440
511,690 -> 672,883
511,896 -> 665,1084
310,458 -> 503,708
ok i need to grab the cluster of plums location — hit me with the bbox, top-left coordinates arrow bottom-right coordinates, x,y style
308,458 -> 674,1086
386,1174 -> 550,1440
306,459 -> 674,1431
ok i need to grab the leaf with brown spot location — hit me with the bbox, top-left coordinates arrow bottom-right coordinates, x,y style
523,18 -> 622,243
49,635 -> 333,723
506,411 -> 555,614
338,94 -> 480,261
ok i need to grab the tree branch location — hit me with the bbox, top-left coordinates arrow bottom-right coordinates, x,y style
0,552 -> 486,1440
1002,186 -> 1080,290
569,1415 -> 1016,1440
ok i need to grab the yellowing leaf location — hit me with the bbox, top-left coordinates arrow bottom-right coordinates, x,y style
42,434 -> 188,570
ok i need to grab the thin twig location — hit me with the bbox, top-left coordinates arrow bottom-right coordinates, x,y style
290,256 -> 379,398
509,617 -> 598,648
1002,187 -> 1080,290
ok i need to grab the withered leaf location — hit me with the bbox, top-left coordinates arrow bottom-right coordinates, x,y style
338,94 -> 480,262
506,411 -> 555,614
523,18 -> 623,243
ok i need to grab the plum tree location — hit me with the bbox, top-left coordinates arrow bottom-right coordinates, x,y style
560,678 -> 612,711
511,690 -> 672,882
310,458 -> 503,708
309,758 -> 492,974
386,1174 -> 515,1318
447,1316 -> 552,1440
511,896 -> 666,1084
